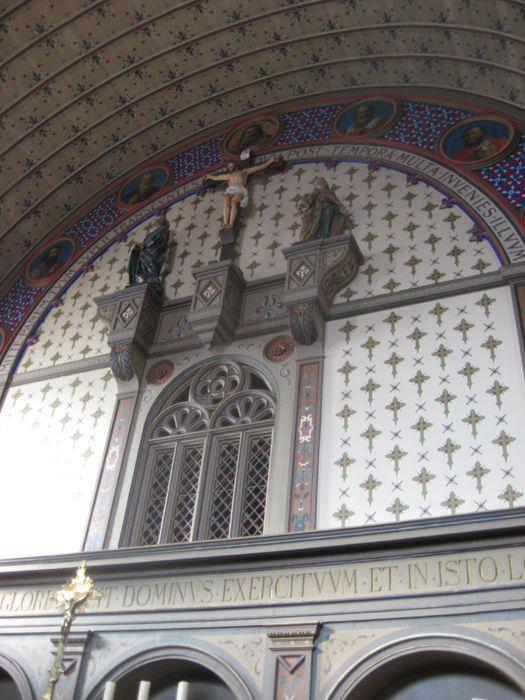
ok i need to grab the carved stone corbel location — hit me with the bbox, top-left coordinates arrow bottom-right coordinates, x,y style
282,234 -> 363,345
95,283 -> 162,383
188,261 -> 245,348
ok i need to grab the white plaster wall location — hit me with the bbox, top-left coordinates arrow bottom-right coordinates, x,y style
0,369 -> 117,558
318,287 -> 525,529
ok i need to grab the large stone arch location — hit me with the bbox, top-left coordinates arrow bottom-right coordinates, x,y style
84,643 -> 254,700
327,634 -> 525,700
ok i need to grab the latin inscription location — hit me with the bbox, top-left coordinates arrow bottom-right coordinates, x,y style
0,548 -> 523,616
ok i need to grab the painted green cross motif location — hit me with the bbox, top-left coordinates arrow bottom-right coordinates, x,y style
385,396 -> 406,424
364,264 -> 378,284
454,318 -> 474,344
407,327 -> 427,352
424,233 -> 441,253
472,259 -> 490,274
361,379 -> 381,404
429,302 -> 448,326
410,370 -> 430,397
339,321 -> 357,343
405,255 -> 422,276
441,491 -> 465,515
404,221 -> 419,239
360,474 -> 382,505
458,362 -> 479,389
413,467 -> 435,498
361,424 -> 381,452
412,416 -> 432,444
383,211 -> 398,229
385,352 -> 404,377
428,269 -> 446,284
383,244 -> 399,263
362,231 -> 378,250
384,311 -> 402,334
432,343 -> 452,370
422,201 -> 438,218
338,361 -> 357,386
467,461 -> 490,494
498,484 -> 523,509
476,293 -> 496,317
438,438 -> 460,467
333,503 -> 354,527
335,452 -> 355,481
447,245 -> 465,266
386,444 -> 407,474
492,430 -> 515,461
362,336 -> 380,360
486,381 -> 508,409
435,389 -> 456,416
336,404 -> 356,431
462,410 -> 485,439
481,335 -> 502,361
387,497 -> 409,522
384,278 -> 401,294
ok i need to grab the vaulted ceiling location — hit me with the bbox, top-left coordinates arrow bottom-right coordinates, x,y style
1,0 -> 524,287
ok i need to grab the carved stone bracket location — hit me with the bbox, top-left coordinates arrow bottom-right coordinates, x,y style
282,234 -> 363,345
95,283 -> 162,382
266,623 -> 320,700
188,261 -> 245,348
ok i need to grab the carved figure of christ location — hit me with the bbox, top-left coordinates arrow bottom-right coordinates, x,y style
203,156 -> 279,228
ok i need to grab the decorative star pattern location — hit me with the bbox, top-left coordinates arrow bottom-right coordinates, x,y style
320,287 -> 525,528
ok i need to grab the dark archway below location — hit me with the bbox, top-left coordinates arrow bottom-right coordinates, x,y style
0,668 -> 22,700
373,664 -> 523,700
111,659 -> 235,700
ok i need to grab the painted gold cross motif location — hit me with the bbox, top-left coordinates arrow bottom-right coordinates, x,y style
42,562 -> 102,700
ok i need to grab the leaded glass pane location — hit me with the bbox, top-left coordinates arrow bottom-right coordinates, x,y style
139,449 -> 173,545
240,435 -> 271,536
206,439 -> 239,540
168,443 -> 204,543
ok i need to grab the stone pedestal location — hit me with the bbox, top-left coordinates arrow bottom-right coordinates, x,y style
188,261 -> 245,348
282,234 -> 363,345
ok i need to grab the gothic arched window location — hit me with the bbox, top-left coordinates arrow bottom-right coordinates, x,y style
129,360 -> 276,546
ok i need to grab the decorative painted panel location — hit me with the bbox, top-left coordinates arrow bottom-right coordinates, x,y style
318,287 -> 525,529
289,360 -> 322,533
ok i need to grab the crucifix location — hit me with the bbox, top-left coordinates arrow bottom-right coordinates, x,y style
42,562 -> 102,700
202,155 -> 285,260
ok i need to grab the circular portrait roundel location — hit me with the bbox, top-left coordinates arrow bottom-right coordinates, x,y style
439,116 -> 516,168
26,238 -> 76,286
146,360 -> 175,386
334,97 -> 399,138
222,115 -> 280,157
118,164 -> 170,208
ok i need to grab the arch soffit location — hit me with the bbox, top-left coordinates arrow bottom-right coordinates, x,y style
0,650 -> 35,700
327,633 -> 525,700
84,643 -> 254,700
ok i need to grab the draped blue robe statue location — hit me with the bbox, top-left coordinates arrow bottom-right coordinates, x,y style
298,177 -> 351,241
128,210 -> 170,293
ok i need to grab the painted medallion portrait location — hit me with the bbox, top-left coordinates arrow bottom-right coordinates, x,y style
118,165 -> 170,208
440,117 -> 515,167
222,115 -> 280,156
26,238 -> 75,285
335,97 -> 399,138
